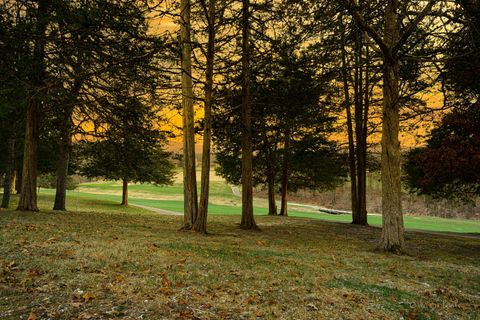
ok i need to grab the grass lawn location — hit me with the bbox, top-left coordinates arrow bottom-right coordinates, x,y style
0,193 -> 479,319
53,182 -> 480,234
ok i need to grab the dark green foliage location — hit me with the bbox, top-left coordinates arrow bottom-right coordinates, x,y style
80,95 -> 174,186
214,51 -> 346,192
444,0 -> 480,99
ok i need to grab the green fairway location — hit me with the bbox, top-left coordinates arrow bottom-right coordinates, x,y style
37,183 -> 480,234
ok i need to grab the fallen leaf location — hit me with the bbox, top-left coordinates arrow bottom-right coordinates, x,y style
27,312 -> 38,320
82,292 -> 95,302
63,249 -> 76,256
25,224 -> 38,231
27,269 -> 41,278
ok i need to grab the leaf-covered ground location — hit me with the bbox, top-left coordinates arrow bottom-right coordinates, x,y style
1,194 -> 479,319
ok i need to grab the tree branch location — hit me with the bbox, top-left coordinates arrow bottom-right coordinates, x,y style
337,0 -> 389,55
394,0 -> 437,54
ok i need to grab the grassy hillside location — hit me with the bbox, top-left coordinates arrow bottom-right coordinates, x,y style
1,193 -> 479,319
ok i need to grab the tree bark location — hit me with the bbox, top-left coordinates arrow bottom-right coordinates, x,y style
180,0 -> 198,229
381,0 -> 404,252
17,0 -> 49,212
53,108 -> 73,211
15,169 -> 21,194
1,137 -> 16,209
121,178 -> 128,206
17,98 -> 40,211
359,41 -> 371,224
240,0 -> 258,229
353,29 -> 368,226
340,18 -> 359,222
266,158 -> 277,216
194,0 -> 216,234
11,170 -> 16,195
340,0 -> 436,252
279,133 -> 290,216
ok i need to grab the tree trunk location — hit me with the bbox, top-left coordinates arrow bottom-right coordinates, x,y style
17,100 -> 40,211
279,133 -> 290,216
359,40 -> 371,225
240,0 -> 258,229
1,137 -> 16,209
381,0 -> 404,252
15,169 -> 21,194
180,0 -> 198,229
53,109 -> 73,211
340,18 -> 359,222
53,138 -> 71,211
17,0 -> 49,212
194,0 -> 216,234
11,170 -> 16,195
266,158 -> 277,216
121,179 -> 128,206
352,25 -> 368,225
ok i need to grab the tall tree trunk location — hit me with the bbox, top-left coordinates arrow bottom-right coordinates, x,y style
1,136 -> 16,209
194,0 -> 216,234
360,40 -> 371,224
381,0 -> 404,252
340,18 -> 358,222
17,0 -> 49,212
121,178 -> 128,206
240,0 -> 257,229
180,0 -> 198,229
266,158 -> 277,216
279,133 -> 290,216
53,108 -> 73,211
352,25 -> 368,225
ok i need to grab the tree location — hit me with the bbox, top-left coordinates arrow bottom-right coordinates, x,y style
47,0 -> 165,211
214,50 -> 346,217
180,0 -> 199,229
0,0 -> 165,211
339,0 -> 439,252
404,0 -> 480,202
15,0 -> 51,211
404,103 -> 480,202
239,0 -> 257,229
0,6 -> 26,208
193,0 -> 217,233
80,95 -> 174,206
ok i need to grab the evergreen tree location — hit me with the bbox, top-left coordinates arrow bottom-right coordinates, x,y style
80,95 -> 174,206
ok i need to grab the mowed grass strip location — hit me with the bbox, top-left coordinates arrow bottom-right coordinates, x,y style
46,183 -> 480,234
0,194 -> 479,319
